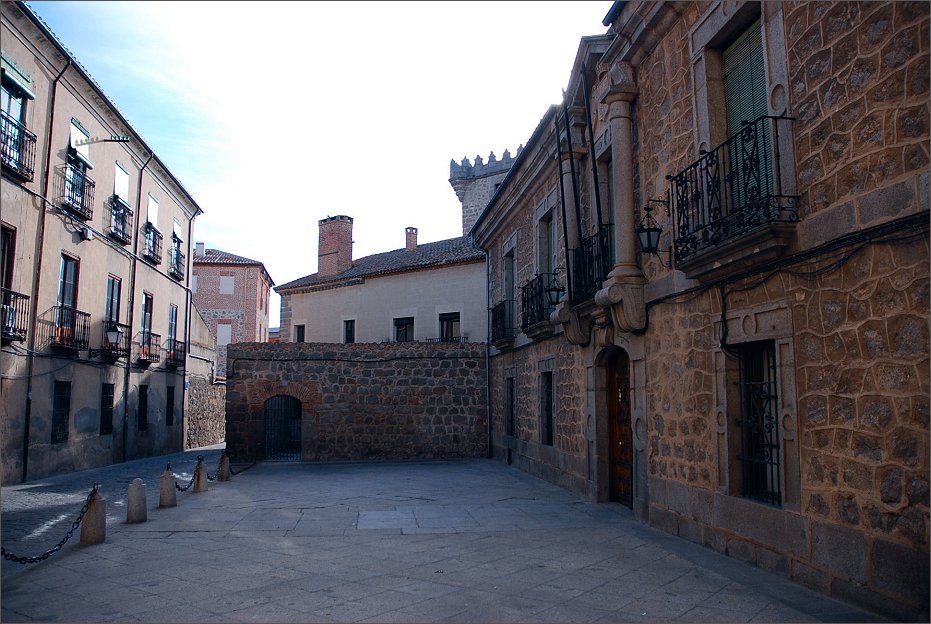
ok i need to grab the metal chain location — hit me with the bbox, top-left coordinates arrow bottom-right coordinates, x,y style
229,461 -> 256,475
174,457 -> 201,492
1,483 -> 99,565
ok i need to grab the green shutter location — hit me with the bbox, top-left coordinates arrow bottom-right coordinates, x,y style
723,18 -> 767,137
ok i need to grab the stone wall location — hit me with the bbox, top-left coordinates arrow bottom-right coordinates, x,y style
185,376 -> 226,449
225,342 -> 487,462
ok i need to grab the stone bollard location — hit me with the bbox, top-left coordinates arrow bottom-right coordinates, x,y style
79,485 -> 106,545
126,478 -> 147,523
217,453 -> 231,482
193,456 -> 208,493
159,464 -> 177,508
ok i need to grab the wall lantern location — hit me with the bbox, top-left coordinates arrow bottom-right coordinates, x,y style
90,321 -> 124,358
636,198 -> 672,268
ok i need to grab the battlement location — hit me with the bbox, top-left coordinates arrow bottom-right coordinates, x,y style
449,146 -> 523,181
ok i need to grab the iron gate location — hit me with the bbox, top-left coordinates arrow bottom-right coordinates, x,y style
264,395 -> 301,461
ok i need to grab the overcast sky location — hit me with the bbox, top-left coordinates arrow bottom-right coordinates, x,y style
28,1 -> 613,327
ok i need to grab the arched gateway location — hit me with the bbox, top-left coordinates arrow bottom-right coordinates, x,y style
264,395 -> 301,461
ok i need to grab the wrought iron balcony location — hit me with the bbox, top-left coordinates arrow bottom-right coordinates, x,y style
0,110 -> 37,181
138,330 -> 161,363
51,305 -> 90,350
490,299 -> 516,343
520,273 -> 560,331
165,337 -> 185,367
57,163 -> 95,220
94,320 -> 130,359
142,223 -> 163,264
571,225 -> 613,304
670,115 -> 799,263
108,197 -> 133,245
168,245 -> 185,280
1,288 -> 29,342
425,336 -> 470,343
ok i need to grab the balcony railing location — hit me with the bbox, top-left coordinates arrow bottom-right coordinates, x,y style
165,337 -> 185,367
97,320 -> 131,358
0,109 -> 37,181
670,115 -> 799,263
138,330 -> 161,363
571,225 -> 613,304
108,197 -> 133,245
520,273 -> 558,330
51,305 -> 90,350
57,163 -> 95,220
142,223 -> 163,264
425,336 -> 470,343
490,299 -> 516,343
168,245 -> 185,280
1,287 -> 29,342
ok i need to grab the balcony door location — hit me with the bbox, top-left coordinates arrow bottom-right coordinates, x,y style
58,254 -> 79,341
606,348 -> 633,508
141,292 -> 153,355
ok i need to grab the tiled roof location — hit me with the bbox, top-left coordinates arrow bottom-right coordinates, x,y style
194,249 -> 264,266
276,236 -> 484,292
193,249 -> 275,285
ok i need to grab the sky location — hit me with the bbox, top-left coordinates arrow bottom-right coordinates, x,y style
27,1 -> 614,328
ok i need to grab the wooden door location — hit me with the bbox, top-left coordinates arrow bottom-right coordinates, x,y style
608,351 -> 633,507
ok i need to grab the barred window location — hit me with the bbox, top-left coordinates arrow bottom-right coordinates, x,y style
100,383 -> 114,435
736,340 -> 780,506
52,381 -> 71,443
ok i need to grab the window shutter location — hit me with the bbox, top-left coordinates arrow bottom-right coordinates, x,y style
722,18 -> 767,138
69,120 -> 93,168
147,194 -> 159,229
114,163 -> 129,202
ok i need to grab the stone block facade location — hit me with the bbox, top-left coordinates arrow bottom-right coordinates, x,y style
225,342 -> 487,462
185,377 -> 226,449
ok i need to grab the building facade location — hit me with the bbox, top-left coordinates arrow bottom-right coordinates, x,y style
1,2 -> 203,483
470,1 -> 929,619
276,216 -> 487,345
191,243 -> 274,376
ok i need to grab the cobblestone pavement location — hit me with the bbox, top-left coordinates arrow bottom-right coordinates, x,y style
2,452 -> 886,623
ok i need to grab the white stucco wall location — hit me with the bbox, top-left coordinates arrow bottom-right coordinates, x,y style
288,261 -> 487,343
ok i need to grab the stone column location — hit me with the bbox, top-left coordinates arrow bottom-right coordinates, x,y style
595,61 -> 647,332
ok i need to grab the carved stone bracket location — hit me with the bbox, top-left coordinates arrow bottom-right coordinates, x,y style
552,299 -> 592,346
594,280 -> 647,333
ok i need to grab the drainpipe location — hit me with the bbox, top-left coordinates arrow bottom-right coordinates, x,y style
181,211 -> 197,450
123,153 -> 153,462
483,247 -> 492,459
20,58 -> 71,483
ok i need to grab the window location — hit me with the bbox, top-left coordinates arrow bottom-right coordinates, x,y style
219,275 -> 234,294
294,324 -> 304,343
503,248 -> 516,330
166,386 -> 175,427
344,319 -> 355,344
541,371 -> 554,446
217,322 -> 232,346
735,341 -> 781,506
170,220 -> 184,277
168,304 -> 178,344
137,384 -> 148,431
394,317 -> 414,342
100,383 -> 114,435
52,380 -> 71,443
64,121 -> 92,215
141,292 -> 154,357
2,224 -> 14,291
105,275 -> 120,323
506,376 -> 516,437
114,162 -> 130,205
439,312 -> 460,342
146,194 -> 159,229
538,208 -> 556,277
191,275 -> 198,293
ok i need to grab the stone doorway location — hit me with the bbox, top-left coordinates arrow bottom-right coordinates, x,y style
606,349 -> 633,507
264,395 -> 302,461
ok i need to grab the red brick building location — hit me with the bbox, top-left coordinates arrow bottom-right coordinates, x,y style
191,243 -> 274,376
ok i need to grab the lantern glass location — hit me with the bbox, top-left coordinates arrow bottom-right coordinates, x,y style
637,225 -> 662,255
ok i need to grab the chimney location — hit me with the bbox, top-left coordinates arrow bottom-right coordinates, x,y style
405,227 -> 417,252
318,215 -> 353,276
195,241 -> 205,256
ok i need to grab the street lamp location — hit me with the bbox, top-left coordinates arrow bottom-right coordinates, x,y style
90,322 -> 124,358
636,199 -> 672,268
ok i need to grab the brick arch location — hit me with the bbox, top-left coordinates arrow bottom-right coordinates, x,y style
244,380 -> 320,415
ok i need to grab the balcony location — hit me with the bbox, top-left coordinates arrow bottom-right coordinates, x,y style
51,305 -> 90,350
95,320 -> 130,359
571,225 -> 613,304
165,337 -> 185,367
670,115 -> 799,280
57,163 -> 95,220
425,336 -> 470,343
168,245 -> 185,280
108,197 -> 133,245
1,288 -> 29,342
138,330 -> 161,363
0,110 -> 37,182
142,223 -> 163,264
520,273 -> 560,338
490,299 -> 516,347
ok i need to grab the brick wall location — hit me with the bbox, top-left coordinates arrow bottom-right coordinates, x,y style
225,341 -> 488,462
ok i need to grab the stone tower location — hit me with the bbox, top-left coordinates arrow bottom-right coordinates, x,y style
449,147 -> 521,236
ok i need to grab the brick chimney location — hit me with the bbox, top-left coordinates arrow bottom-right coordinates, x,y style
318,215 -> 353,276
405,227 -> 417,251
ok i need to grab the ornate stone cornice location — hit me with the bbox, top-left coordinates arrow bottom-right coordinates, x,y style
551,299 -> 592,347
595,280 -> 647,333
